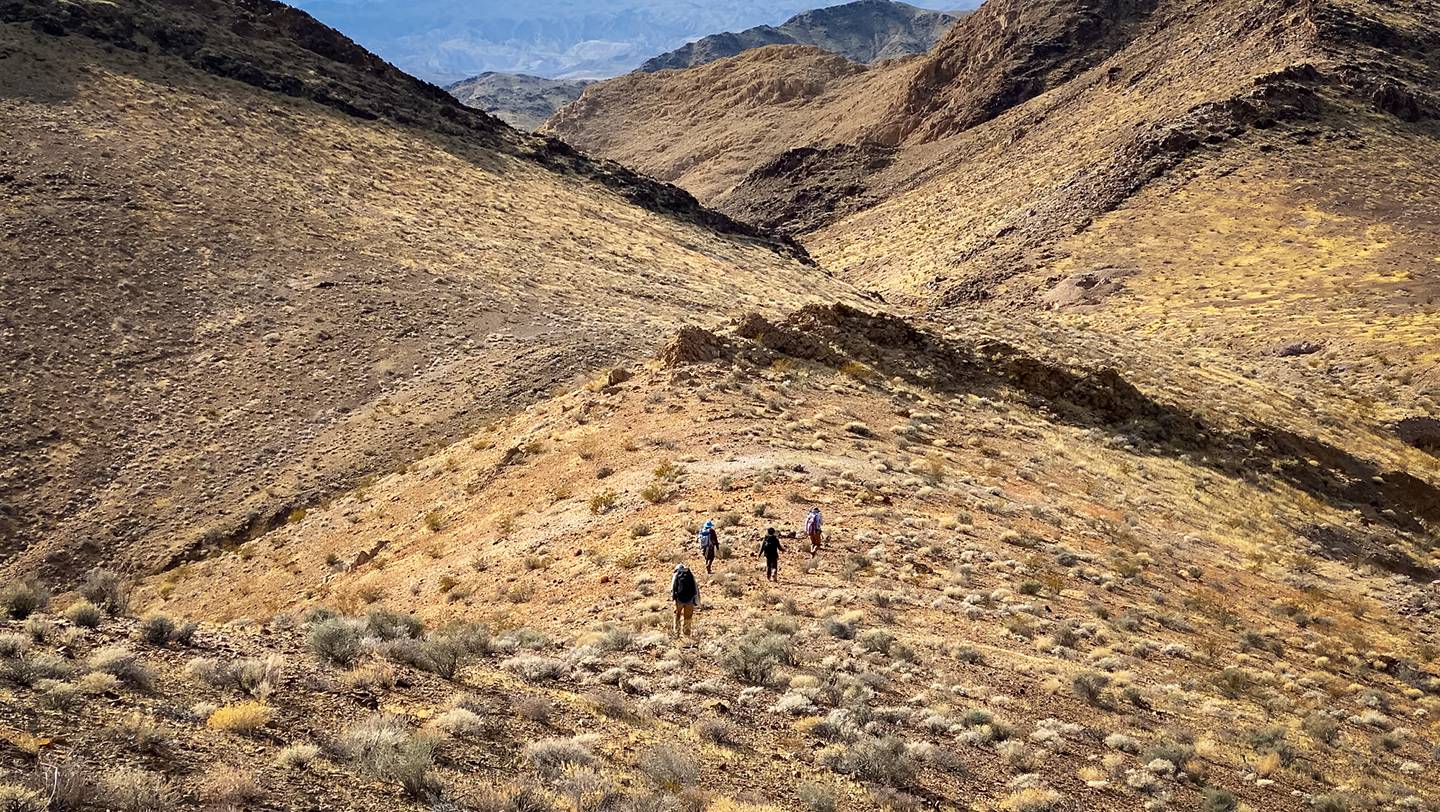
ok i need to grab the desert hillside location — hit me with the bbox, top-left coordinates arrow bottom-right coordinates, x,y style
4,305 -> 1436,810
640,0 -> 961,73
547,0 -> 1440,415
0,0 -> 863,582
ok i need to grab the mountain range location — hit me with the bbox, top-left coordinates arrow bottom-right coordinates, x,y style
293,0 -> 963,81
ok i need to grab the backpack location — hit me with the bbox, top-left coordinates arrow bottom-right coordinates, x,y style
805,511 -> 822,534
672,566 -> 697,602
698,526 -> 717,549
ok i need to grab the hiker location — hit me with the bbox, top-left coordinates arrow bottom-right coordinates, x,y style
804,507 -> 823,556
759,527 -> 783,582
670,563 -> 700,636
698,519 -> 720,574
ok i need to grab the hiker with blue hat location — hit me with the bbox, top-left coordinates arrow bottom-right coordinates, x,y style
697,519 -> 720,573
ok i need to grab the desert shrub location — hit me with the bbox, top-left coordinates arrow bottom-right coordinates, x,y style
345,660 -> 398,690
366,609 -> 423,641
524,738 -> 596,779
823,616 -> 858,640
413,629 -> 487,679
637,744 -> 698,790
0,581 -> 49,620
998,788 -> 1062,812
694,718 -> 736,746
99,768 -> 173,812
1311,794 -> 1354,812
338,714 -> 441,800
137,614 -> 196,647
1071,672 -> 1110,706
275,744 -> 320,770
37,679 -> 79,710
63,600 -> 103,629
308,618 -> 363,666
1212,667 -> 1254,698
590,688 -> 634,720
197,766 -> 262,808
87,646 -> 151,689
468,782 -> 557,812
589,490 -> 618,514
797,781 -> 838,812
79,569 -> 130,616
722,631 -> 795,685
857,629 -> 894,654
503,654 -> 568,683
640,482 -> 674,504
514,696 -> 553,723
207,702 -> 272,734
0,633 -> 27,659
108,713 -> 173,757
189,656 -> 282,698
1142,738 -> 1196,769
631,523 -> 653,538
1302,712 -> 1340,746
823,736 -> 916,786
433,708 -> 489,737
0,784 -> 44,812
36,759 -> 91,811
1200,788 -> 1238,812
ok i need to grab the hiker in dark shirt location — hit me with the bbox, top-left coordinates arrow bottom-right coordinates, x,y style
759,527 -> 783,582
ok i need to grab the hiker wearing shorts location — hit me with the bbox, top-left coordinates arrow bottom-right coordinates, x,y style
760,528 -> 783,582
670,563 -> 700,636
804,507 -> 823,556
698,520 -> 720,574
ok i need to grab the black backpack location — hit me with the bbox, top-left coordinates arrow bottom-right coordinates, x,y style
672,566 -> 697,602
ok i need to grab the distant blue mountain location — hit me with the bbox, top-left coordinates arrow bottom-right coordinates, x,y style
291,0 -> 965,82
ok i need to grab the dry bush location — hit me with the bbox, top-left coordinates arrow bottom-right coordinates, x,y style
275,744 -> 320,770
998,788 -> 1062,812
524,738 -> 596,779
62,600 -> 102,629
503,654 -> 568,683
137,614 -> 196,647
344,660 -> 398,690
797,781 -> 838,812
0,581 -> 49,620
721,631 -> 795,685
197,766 -> 262,809
79,569 -> 130,616
308,618 -> 363,666
819,736 -> 916,786
694,718 -> 736,746
84,644 -> 149,688
107,713 -> 172,756
338,714 -> 440,800
432,708 -> 489,738
637,744 -> 698,790
468,781 -> 558,812
37,759 -> 92,811
588,490 -> 618,514
207,702 -> 273,734
99,767 -> 173,812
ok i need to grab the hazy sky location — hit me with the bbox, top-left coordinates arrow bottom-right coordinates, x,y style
292,0 -> 968,82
